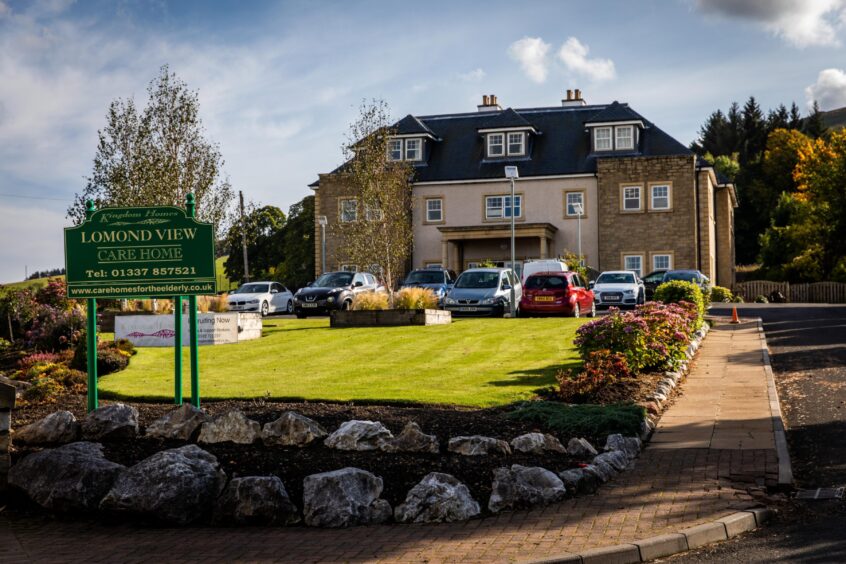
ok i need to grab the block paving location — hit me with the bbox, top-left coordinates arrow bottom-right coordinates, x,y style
0,322 -> 777,563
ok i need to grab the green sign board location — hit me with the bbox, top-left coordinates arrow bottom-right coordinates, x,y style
64,205 -> 216,299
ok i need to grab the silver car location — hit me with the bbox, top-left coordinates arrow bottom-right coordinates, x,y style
444,268 -> 522,317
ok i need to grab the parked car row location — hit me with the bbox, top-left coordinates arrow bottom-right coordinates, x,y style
229,264 -> 711,319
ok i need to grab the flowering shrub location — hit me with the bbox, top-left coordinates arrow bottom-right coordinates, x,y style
653,281 -> 705,327
24,304 -> 86,351
556,350 -> 631,402
22,376 -> 64,404
71,339 -> 135,376
574,309 -> 650,373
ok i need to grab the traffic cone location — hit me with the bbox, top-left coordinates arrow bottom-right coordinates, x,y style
730,306 -> 740,324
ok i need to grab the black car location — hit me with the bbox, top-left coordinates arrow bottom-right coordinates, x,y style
641,270 -> 667,301
293,271 -> 380,318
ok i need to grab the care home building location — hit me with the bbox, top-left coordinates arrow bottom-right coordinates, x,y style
311,90 -> 737,286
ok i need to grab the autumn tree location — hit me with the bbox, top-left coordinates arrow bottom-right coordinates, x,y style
70,65 -> 235,231
332,100 -> 414,294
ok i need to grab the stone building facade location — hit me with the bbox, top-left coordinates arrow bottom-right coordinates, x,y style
311,92 -> 737,286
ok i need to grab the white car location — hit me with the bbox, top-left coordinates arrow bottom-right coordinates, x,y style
591,270 -> 645,309
227,281 -> 294,316
521,259 -> 569,284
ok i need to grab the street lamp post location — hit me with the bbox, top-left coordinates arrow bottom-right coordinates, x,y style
572,202 -> 584,266
317,215 -> 328,274
504,166 -> 519,317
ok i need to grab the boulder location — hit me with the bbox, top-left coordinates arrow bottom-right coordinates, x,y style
302,467 -> 392,528
15,411 -> 80,445
510,432 -> 566,454
557,468 -> 600,496
262,411 -> 327,447
395,472 -> 480,523
488,465 -> 567,513
8,442 -> 124,511
566,437 -> 598,458
381,422 -> 439,453
100,445 -> 226,525
583,459 -> 615,483
594,451 -> 629,472
81,403 -> 139,440
604,434 -> 642,460
447,435 -> 511,456
146,404 -> 209,441
324,420 -> 393,451
198,411 -> 261,445
214,476 -> 300,526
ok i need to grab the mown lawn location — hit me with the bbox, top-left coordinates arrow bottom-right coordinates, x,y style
99,317 -> 584,407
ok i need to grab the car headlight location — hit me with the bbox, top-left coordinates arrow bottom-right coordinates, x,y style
623,290 -> 635,296
327,296 -> 335,303
248,299 -> 259,304
445,297 -> 456,305
481,297 -> 496,305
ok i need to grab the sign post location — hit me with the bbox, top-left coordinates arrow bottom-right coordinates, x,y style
64,194 -> 216,411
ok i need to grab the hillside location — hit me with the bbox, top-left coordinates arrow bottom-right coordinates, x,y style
823,106 -> 846,131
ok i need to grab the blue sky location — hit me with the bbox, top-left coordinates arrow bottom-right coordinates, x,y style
2,0 -> 846,282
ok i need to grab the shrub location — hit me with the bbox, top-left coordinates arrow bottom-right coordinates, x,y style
22,376 -> 64,404
574,310 -> 650,373
654,281 -> 705,326
507,401 -> 646,440
71,339 -> 134,376
732,294 -> 745,303
351,292 -> 389,311
22,304 -> 86,351
393,287 -> 438,310
556,350 -> 630,402
710,286 -> 733,303
755,295 -> 769,303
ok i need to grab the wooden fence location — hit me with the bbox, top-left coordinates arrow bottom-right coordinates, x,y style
733,281 -> 846,303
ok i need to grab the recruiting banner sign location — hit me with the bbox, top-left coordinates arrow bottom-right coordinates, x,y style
114,312 -> 262,347
64,206 -> 216,299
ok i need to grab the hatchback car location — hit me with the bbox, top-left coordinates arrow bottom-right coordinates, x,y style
399,266 -> 457,306
444,268 -> 522,317
227,281 -> 294,316
293,271 -> 380,318
520,271 -> 595,317
591,271 -> 645,309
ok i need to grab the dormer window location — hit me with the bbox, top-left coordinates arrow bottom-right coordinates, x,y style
507,132 -> 525,155
615,126 -> 634,150
387,137 -> 424,161
595,127 -> 612,151
487,133 -> 505,157
485,131 -> 528,158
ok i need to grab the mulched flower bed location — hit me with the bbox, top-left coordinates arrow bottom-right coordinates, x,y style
10,395 -> 590,516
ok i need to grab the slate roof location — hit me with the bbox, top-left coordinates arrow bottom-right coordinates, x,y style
395,114 -> 436,137
313,102 -> 692,185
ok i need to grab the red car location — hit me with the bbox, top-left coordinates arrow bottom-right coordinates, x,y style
519,271 -> 595,317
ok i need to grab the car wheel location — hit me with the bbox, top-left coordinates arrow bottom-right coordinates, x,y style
342,300 -> 352,311
286,299 -> 294,314
571,303 -> 580,318
588,301 -> 596,318
261,301 -> 269,317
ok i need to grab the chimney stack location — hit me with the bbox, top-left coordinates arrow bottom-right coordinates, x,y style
477,93 -> 503,112
562,88 -> 587,107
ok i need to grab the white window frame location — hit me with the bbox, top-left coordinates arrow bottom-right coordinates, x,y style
623,255 -> 643,278
565,191 -> 585,217
650,184 -> 671,210
425,198 -> 443,222
595,127 -> 612,151
487,133 -> 505,157
507,132 -> 525,155
387,139 -> 402,161
653,254 -> 672,271
622,186 -> 642,211
339,198 -> 357,222
405,138 -> 422,161
485,194 -> 522,219
615,125 -> 634,150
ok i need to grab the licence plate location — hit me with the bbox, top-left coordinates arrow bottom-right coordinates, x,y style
302,303 -> 318,308
534,296 -> 554,302
460,307 -> 478,312
604,295 -> 620,301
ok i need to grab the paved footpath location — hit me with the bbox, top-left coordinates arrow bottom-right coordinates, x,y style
0,322 -> 780,563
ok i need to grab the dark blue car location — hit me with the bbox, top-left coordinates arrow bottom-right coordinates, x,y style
399,267 -> 456,306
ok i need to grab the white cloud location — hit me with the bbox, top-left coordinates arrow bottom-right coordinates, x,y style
557,37 -> 616,82
508,37 -> 550,83
695,0 -> 846,47
458,68 -> 485,82
806,68 -> 846,109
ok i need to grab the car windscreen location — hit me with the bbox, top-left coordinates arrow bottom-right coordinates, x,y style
313,273 -> 353,287
236,283 -> 269,294
596,273 -> 635,284
404,271 -> 444,284
454,271 -> 500,289
663,272 -> 697,282
525,275 -> 568,290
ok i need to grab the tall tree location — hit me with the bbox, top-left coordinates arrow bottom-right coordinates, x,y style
70,65 -> 235,231
802,100 -> 828,139
274,195 -> 315,290
223,205 -> 286,283
332,100 -> 414,293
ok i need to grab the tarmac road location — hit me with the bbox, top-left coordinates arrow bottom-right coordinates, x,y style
665,303 -> 846,563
